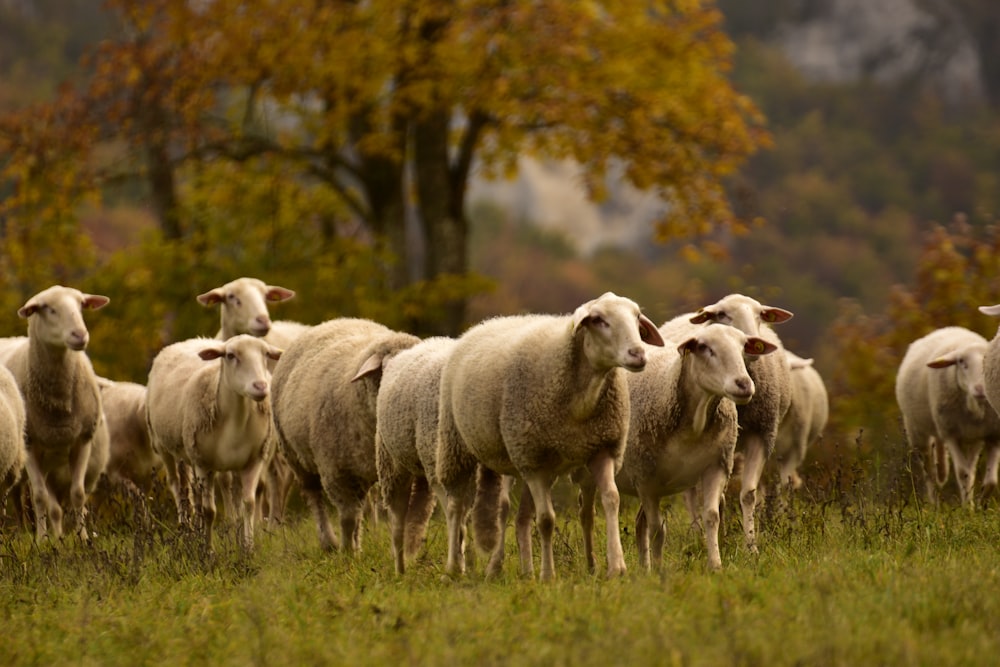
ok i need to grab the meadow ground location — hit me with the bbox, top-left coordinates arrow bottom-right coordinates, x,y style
2,435 -> 1000,667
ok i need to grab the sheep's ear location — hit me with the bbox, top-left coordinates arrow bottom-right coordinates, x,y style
265,286 -> 295,303
761,307 -> 793,324
639,314 -> 665,347
198,347 -> 226,361
980,304 -> 1000,317
927,355 -> 957,369
17,299 -> 40,319
266,346 -> 283,362
82,294 -> 110,311
677,338 -> 699,356
745,338 -> 778,356
571,303 -> 594,333
351,353 -> 384,382
196,289 -> 226,307
689,308 -> 715,324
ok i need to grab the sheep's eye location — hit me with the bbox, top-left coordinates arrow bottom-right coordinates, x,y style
227,294 -> 241,306
43,305 -> 56,316
698,343 -> 713,356
226,352 -> 237,362
590,315 -> 608,328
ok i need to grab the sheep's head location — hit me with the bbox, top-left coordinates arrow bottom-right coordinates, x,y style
679,326 -> 778,406
927,343 -> 989,417
197,277 -> 295,338
689,294 -> 793,337
199,334 -> 282,402
572,292 -> 665,372
18,285 -> 109,351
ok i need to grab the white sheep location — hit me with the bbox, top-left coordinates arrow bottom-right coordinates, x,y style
146,334 -> 282,550
97,378 -> 160,493
375,336 -> 456,574
436,292 -> 665,580
771,352 -> 829,490
0,285 -> 110,541
896,325 -> 1000,507
659,294 -> 793,554
980,304 -> 1000,500
578,323 -> 777,572
271,318 -> 420,553
198,277 -> 307,525
0,364 -> 26,507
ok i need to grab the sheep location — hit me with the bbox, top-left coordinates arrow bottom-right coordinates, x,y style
658,294 -> 793,554
146,334 -> 282,550
97,378 -> 160,493
436,292 -> 665,580
577,324 -> 777,572
198,277 -> 307,525
896,325 -> 1000,507
375,336 -> 456,574
771,352 -> 829,490
0,285 -> 110,541
271,318 -> 420,553
0,364 -> 26,509
197,277 -> 297,341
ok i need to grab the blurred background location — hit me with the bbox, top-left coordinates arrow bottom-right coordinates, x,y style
2,0 -> 1000,476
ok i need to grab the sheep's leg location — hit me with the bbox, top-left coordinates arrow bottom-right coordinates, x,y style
514,480 -> 535,578
266,454 -> 294,524
522,471 -> 557,581
337,493 -> 365,553
301,478 -> 337,551
238,458 -> 266,551
195,468 -> 217,551
946,440 -> 982,509
23,451 -> 56,541
157,449 -> 185,526
589,451 -> 626,578
634,504 -> 649,570
216,472 -> 239,524
443,481 -> 472,576
485,474 -> 515,579
739,434 -> 767,554
176,460 -> 195,529
577,477 -> 597,574
384,472 -> 413,574
981,442 -> 1000,504
403,476 -> 435,559
701,466 -> 728,572
683,484 -> 702,531
67,440 -> 92,541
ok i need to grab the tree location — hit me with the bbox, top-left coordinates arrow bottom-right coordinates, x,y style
0,0 -> 769,338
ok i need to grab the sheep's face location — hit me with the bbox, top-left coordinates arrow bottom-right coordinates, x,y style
197,277 -> 295,338
18,285 -> 109,351
690,294 -> 793,337
679,327 -> 778,405
573,292 -> 665,373
200,334 -> 282,402
927,344 -> 989,415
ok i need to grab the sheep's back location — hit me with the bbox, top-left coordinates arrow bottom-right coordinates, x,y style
443,314 -> 629,474
378,337 -> 456,484
147,338 -> 220,457
0,364 -> 25,494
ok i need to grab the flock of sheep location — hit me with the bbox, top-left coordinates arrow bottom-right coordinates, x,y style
0,276 -> 993,578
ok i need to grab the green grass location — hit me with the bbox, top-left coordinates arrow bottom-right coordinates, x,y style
3,443 -> 1000,666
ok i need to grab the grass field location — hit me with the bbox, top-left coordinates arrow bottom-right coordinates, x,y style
3,436 -> 1000,666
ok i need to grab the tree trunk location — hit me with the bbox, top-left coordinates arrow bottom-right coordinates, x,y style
413,109 -> 468,336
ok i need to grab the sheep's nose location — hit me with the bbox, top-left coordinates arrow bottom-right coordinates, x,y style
68,330 -> 89,351
624,346 -> 646,371
731,377 -> 755,404
251,380 -> 269,400
252,316 -> 272,336
974,383 -> 986,399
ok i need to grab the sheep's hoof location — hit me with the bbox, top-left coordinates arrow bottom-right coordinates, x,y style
605,564 -> 626,579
